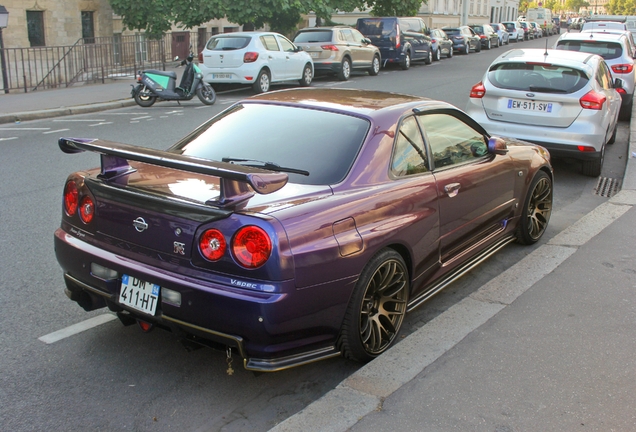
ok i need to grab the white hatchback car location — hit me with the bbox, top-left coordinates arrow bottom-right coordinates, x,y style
555,31 -> 636,118
503,21 -> 524,42
466,49 -> 622,177
198,31 -> 314,93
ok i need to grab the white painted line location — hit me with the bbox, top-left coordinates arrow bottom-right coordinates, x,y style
131,115 -> 152,120
0,127 -> 50,130
195,106 -> 211,109
89,122 -> 114,127
0,136 -> 18,141
53,119 -> 106,122
102,112 -> 148,115
42,128 -> 70,134
38,314 -> 118,344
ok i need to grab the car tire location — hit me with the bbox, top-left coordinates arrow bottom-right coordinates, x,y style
369,55 -> 381,76
196,84 -> 216,105
298,63 -> 313,87
434,48 -> 441,61
447,46 -> 453,58
401,51 -> 411,70
252,69 -> 271,93
516,170 -> 552,245
581,145 -> 605,177
424,49 -> 432,65
608,123 -> 617,145
619,98 -> 633,121
338,57 -> 352,80
338,248 -> 409,363
476,42 -> 482,52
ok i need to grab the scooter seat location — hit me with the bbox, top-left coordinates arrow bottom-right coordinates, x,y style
144,70 -> 177,79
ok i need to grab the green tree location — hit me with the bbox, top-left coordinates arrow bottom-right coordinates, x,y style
564,0 -> 590,12
607,0 -> 636,14
368,0 -> 425,16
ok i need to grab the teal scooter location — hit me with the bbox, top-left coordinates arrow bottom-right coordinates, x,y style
131,53 -> 216,107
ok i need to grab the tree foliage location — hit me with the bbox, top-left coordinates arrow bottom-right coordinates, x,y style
607,0 -> 636,14
564,0 -> 590,12
109,0 -> 429,38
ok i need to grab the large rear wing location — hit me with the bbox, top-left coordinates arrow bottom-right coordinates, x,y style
59,137 -> 288,208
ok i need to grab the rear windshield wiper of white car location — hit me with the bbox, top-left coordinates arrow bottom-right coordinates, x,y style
222,157 -> 310,176
528,86 -> 569,93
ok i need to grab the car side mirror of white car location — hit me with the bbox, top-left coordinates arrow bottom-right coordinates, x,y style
488,136 -> 509,155
614,77 -> 625,90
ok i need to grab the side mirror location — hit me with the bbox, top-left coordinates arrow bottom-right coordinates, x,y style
488,136 -> 509,155
362,37 -> 372,44
174,56 -> 180,61
294,45 -> 303,52
614,77 -> 625,89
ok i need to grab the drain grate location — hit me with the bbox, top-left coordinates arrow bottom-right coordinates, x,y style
594,177 -> 621,197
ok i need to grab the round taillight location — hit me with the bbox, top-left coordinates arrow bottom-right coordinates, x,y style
232,226 -> 271,269
199,229 -> 227,261
64,181 -> 79,216
79,195 -> 95,224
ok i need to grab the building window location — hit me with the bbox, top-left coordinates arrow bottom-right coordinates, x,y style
82,11 -> 95,43
27,11 -> 45,47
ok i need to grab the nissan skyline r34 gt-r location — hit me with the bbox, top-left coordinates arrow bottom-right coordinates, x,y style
54,88 -> 553,372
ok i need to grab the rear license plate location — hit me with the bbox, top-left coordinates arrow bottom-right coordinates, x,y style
120,274 -> 160,315
310,52 -> 319,58
508,99 -> 553,112
212,73 -> 232,79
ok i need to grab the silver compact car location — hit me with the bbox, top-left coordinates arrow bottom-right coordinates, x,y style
555,31 -> 636,118
466,48 -> 622,177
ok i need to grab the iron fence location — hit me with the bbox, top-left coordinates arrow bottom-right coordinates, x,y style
0,31 -> 209,93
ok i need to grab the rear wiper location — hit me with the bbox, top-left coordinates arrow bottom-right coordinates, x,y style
528,86 -> 568,93
222,157 -> 310,176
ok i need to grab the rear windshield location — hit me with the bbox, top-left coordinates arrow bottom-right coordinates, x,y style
293,30 -> 332,43
487,63 -> 589,93
443,28 -> 460,35
504,23 -> 516,31
357,18 -> 397,37
171,104 -> 370,185
556,40 -> 623,60
472,26 -> 484,33
206,36 -> 251,51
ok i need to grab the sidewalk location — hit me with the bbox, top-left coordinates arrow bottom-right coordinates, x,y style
2,82 -> 635,431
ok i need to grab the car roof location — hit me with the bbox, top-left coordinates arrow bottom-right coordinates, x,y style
557,31 -> 627,43
491,48 -> 599,72
244,88 -> 454,117
210,31 -> 283,38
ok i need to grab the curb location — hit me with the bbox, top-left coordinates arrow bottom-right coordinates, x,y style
0,99 -> 137,124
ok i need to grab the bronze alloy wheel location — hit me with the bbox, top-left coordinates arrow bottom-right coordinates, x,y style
517,171 -> 552,244
339,249 -> 409,362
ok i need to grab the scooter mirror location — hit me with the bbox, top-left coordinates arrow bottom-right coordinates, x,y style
174,56 -> 179,61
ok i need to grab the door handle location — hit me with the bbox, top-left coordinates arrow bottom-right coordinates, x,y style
444,183 -> 461,197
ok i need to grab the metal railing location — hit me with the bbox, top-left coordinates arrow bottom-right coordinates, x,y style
0,32 -> 208,93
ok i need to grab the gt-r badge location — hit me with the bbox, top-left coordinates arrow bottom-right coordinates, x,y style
174,241 -> 186,255
133,217 -> 148,232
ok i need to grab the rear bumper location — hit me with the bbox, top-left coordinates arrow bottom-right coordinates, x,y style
54,227 -> 351,371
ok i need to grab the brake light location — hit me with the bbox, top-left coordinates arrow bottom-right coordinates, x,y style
577,145 -> 596,152
580,90 -> 606,110
611,64 -> 633,74
617,87 -> 627,94
79,195 -> 95,224
199,229 -> 227,261
63,181 -> 79,216
243,52 -> 259,63
198,52 -> 203,63
480,35 -> 487,39
396,24 -> 401,49
470,82 -> 486,98
232,226 -> 271,269
320,44 -> 339,51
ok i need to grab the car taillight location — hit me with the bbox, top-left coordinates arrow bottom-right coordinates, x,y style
396,24 -> 401,49
232,226 -> 271,269
198,52 -> 203,63
577,145 -> 596,152
580,90 -> 606,110
79,195 -> 95,224
64,181 -> 79,216
199,229 -> 227,261
470,82 -> 486,98
617,87 -> 627,95
244,52 -> 259,63
480,35 -> 487,39
611,64 -> 633,74
321,44 -> 339,51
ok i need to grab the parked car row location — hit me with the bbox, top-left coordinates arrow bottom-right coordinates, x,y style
196,20 -> 520,94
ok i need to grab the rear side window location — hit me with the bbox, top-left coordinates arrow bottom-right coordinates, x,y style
487,63 -> 589,93
206,36 -> 251,51
260,35 -> 280,51
556,40 -> 623,60
293,30 -> 332,43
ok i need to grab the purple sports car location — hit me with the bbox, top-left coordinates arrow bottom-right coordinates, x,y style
54,88 -> 553,371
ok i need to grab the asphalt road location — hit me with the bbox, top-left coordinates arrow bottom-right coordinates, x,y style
0,33 -> 629,431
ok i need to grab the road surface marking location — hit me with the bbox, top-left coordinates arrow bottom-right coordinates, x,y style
0,136 -> 18,141
43,128 -> 70,134
38,314 -> 118,344
0,127 -> 50,130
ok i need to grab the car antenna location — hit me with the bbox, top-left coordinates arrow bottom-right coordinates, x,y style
544,36 -> 549,56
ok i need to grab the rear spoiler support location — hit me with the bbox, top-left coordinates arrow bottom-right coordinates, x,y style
59,137 -> 288,208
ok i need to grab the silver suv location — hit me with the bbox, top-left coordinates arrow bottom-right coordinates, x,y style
293,26 -> 381,81
556,31 -> 636,118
